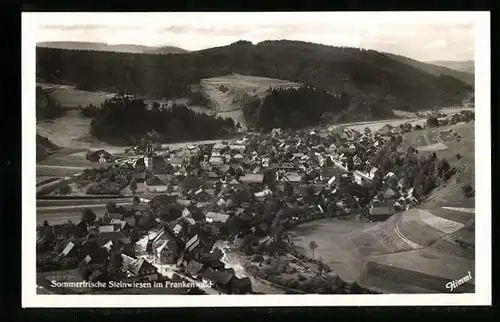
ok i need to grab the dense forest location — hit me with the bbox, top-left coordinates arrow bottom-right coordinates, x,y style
243,86 -> 395,131
36,40 -> 472,109
87,95 -> 236,144
36,86 -> 64,120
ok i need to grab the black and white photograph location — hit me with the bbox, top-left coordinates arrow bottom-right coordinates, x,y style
22,11 -> 491,307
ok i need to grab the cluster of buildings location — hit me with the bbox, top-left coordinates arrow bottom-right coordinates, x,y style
38,110 -> 473,294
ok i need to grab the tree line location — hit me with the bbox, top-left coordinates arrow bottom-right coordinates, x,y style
243,85 -> 352,131
87,95 -> 236,144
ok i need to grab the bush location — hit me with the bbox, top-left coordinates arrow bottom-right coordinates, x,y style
268,275 -> 280,284
297,279 -> 313,292
426,117 -> 439,128
57,183 -> 72,195
251,254 -> 264,263
462,184 -> 474,198
289,279 -> 300,289
298,274 -> 307,281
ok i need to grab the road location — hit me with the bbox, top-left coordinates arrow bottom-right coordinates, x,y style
37,197 -> 133,208
37,203 -> 133,225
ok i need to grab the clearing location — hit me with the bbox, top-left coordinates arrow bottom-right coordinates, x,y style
403,122 -> 475,208
200,73 -> 302,128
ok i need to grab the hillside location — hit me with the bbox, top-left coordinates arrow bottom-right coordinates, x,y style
37,41 -> 188,54
388,54 -> 474,86
428,60 -> 474,74
36,40 -> 473,110
36,134 -> 59,161
143,46 -> 190,54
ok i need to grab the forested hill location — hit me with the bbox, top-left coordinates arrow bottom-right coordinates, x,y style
386,54 -> 474,86
428,60 -> 474,74
36,40 -> 472,109
37,41 -> 189,54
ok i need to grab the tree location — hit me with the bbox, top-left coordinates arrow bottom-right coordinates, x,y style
283,181 -> 294,197
309,240 -> 318,259
263,169 -> 275,189
102,212 -> 111,225
107,250 -> 124,279
436,158 -> 451,178
130,180 -> 137,194
43,220 -> 50,227
81,208 -> 96,226
426,117 -> 439,128
106,202 -> 117,213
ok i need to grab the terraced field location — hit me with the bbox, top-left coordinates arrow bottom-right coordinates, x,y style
200,73 -> 302,128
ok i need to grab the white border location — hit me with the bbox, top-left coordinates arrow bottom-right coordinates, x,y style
23,11 -> 491,307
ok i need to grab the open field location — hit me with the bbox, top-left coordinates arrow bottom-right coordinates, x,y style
39,83 -> 115,109
288,218 -> 376,282
402,122 -> 474,208
200,73 -> 302,127
289,206 -> 475,292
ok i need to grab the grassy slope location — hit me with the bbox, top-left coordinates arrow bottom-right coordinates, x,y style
402,122 -> 475,208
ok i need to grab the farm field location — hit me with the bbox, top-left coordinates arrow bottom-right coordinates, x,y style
288,218 -> 377,282
200,73 -> 302,128
402,122 -> 474,208
39,83 -> 115,109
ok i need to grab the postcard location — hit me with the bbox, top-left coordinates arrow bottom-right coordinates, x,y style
22,11 -> 491,307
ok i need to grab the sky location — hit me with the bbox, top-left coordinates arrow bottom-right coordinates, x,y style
33,12 -> 476,62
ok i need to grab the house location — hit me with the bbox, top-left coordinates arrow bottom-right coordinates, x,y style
86,149 -> 113,163
216,198 -> 226,208
212,143 -> 226,151
98,225 -> 116,233
193,189 -> 211,202
239,174 -> 264,184
283,173 -> 302,183
110,219 -> 132,232
172,224 -> 183,236
123,256 -> 159,281
169,158 -> 184,168
229,145 -> 246,153
157,239 -> 179,264
218,164 -> 230,173
230,163 -> 244,173
206,212 -> 230,224
384,187 -> 397,199
384,172 -> 395,179
370,207 -> 394,221
200,161 -> 212,171
258,236 -> 273,246
205,171 -> 219,180
185,259 -> 205,278
202,268 -> 235,292
150,194 -> 178,208
228,178 -> 240,185
185,234 -> 202,254
254,188 -> 272,199
99,230 -> 130,245
210,156 -> 223,166
60,241 -> 78,257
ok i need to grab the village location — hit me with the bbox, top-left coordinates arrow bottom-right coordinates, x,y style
36,110 -> 475,295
